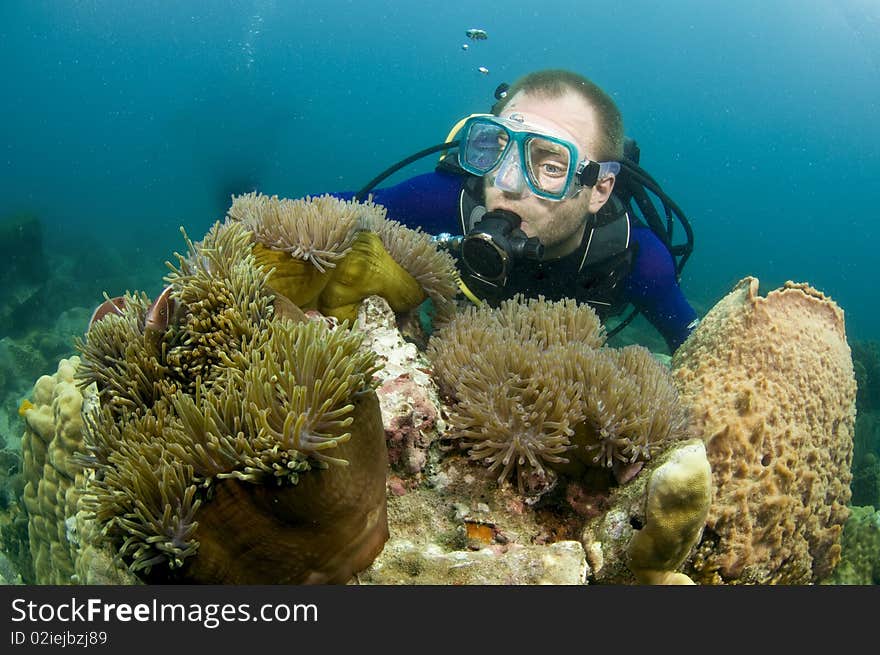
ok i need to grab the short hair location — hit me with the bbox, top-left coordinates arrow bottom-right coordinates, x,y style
493,69 -> 624,162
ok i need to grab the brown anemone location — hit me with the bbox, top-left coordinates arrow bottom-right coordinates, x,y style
75,222 -> 389,584
428,295 -> 691,492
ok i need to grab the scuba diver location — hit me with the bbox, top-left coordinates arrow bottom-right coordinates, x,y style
337,69 -> 699,352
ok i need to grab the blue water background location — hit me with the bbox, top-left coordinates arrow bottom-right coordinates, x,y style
1,0 -> 878,339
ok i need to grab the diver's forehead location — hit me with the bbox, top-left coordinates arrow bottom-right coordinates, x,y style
500,90 -> 596,151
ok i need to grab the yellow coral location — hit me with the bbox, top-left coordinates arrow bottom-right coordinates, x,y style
20,357 -> 86,584
627,440 -> 712,584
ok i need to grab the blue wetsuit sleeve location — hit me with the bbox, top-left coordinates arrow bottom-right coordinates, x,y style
330,171 -> 464,235
623,226 -> 698,353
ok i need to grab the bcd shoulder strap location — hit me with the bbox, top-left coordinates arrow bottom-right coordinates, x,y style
579,194 -> 631,271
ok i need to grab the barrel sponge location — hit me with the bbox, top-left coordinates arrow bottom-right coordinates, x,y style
627,440 -> 712,584
672,277 -> 856,584
19,357 -> 86,584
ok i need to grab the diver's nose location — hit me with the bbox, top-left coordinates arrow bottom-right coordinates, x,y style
491,147 -> 527,196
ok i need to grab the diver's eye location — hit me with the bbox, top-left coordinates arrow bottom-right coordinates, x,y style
538,161 -> 567,177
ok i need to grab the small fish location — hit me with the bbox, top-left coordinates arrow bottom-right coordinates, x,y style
466,28 -> 488,40
478,66 -> 489,75
461,43 -> 469,51
18,399 -> 34,417
88,295 -> 126,330
144,285 -> 176,335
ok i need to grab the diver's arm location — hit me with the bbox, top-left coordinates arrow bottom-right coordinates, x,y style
623,226 -> 699,353
330,171 -> 464,235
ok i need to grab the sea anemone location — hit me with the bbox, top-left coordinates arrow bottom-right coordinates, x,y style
448,341 -> 585,488
566,344 -> 689,470
163,220 -> 276,389
364,211 -> 460,323
227,191 -> 459,324
74,223 -> 389,582
428,295 -> 690,492
75,291 -> 172,418
227,192 -> 363,272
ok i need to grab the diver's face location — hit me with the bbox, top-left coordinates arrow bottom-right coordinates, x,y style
483,89 -> 613,259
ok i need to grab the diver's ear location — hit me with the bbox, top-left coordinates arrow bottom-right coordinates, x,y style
587,174 -> 616,214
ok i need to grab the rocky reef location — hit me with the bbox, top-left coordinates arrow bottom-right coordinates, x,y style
0,193 -> 861,585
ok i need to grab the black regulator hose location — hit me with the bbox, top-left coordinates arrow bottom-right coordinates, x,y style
354,141 -> 460,202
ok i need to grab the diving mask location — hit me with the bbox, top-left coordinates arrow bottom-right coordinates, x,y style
457,113 -> 620,201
